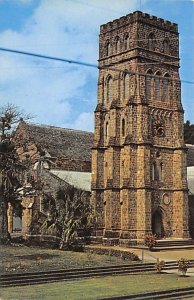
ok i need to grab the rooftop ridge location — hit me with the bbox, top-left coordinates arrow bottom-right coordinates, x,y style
26,122 -> 94,135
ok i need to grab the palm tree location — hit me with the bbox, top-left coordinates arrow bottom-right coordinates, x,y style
41,186 -> 90,249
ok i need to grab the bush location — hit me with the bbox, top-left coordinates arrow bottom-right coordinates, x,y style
155,260 -> 165,273
62,241 -> 85,252
144,233 -> 157,250
85,247 -> 140,261
178,258 -> 190,276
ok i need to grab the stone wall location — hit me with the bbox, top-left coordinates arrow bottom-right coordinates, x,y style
92,11 -> 189,243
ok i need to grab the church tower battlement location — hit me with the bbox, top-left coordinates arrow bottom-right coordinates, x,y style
91,11 -> 189,244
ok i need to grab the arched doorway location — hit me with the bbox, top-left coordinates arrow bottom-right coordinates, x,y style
152,209 -> 164,238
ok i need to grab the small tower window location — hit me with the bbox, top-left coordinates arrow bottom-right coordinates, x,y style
122,119 -> 126,137
148,33 -> 155,51
145,69 -> 153,100
115,37 -> 120,53
162,74 -> 170,101
155,71 -> 161,101
124,72 -> 130,100
106,41 -> 111,56
107,76 -> 113,103
163,38 -> 170,54
152,162 -> 158,181
105,121 -> 109,139
159,162 -> 163,181
124,34 -> 129,50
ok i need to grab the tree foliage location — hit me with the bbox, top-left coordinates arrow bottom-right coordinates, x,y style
184,120 -> 194,144
0,104 -> 30,243
40,186 -> 91,249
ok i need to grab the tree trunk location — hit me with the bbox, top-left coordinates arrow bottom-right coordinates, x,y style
0,191 -> 9,244
59,226 -> 65,249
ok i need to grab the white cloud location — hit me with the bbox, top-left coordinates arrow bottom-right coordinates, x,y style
64,111 -> 94,132
0,0 -> 144,130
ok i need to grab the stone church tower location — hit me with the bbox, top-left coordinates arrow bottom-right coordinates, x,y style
91,11 -> 189,244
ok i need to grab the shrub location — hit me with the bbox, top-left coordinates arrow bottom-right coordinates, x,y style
144,233 -> 157,250
155,260 -> 165,273
84,247 -> 140,261
178,258 -> 190,276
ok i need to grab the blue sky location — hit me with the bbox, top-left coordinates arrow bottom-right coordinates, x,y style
0,0 -> 193,131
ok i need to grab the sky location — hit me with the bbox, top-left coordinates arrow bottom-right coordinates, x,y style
0,0 -> 193,132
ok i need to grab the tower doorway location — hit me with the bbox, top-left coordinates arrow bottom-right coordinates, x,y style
152,209 -> 164,238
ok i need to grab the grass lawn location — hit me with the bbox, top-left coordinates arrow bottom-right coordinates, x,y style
1,273 -> 194,300
0,245 -> 137,274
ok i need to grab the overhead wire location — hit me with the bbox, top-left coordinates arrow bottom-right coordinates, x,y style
65,0 -> 126,15
0,47 -> 97,69
0,47 -> 193,85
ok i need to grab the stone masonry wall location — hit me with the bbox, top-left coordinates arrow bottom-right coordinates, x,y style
91,11 -> 189,243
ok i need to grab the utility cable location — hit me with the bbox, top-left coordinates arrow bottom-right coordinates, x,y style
65,0 -> 126,15
0,47 -> 193,85
0,47 -> 97,69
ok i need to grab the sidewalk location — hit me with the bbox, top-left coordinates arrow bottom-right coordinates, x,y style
134,248 -> 194,263
88,244 -> 194,276
89,244 -> 194,262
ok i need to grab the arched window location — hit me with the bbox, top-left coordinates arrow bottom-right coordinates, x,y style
124,72 -> 130,100
162,73 -> 170,101
107,76 -> 113,103
115,37 -> 120,53
159,162 -> 163,181
163,38 -> 170,54
105,121 -> 109,138
145,69 -> 153,100
155,71 -> 161,101
122,119 -> 125,137
148,33 -> 155,51
152,162 -> 158,181
106,41 -> 111,56
124,34 -> 129,50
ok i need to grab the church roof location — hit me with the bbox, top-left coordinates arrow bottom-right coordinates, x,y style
16,122 -> 193,167
18,122 -> 93,162
187,144 -> 194,167
49,169 -> 91,191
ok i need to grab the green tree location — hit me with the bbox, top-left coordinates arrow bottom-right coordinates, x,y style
41,186 -> 91,249
0,104 -> 30,243
184,120 -> 194,144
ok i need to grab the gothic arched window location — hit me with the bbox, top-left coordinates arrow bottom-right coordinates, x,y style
155,71 -> 161,101
159,162 -> 163,181
148,33 -> 155,51
152,162 -> 158,181
105,121 -> 109,138
145,69 -> 153,100
107,76 -> 113,103
115,36 -> 120,53
124,34 -> 129,50
106,41 -> 111,56
124,72 -> 130,100
163,38 -> 170,54
162,73 -> 170,101
122,118 -> 125,137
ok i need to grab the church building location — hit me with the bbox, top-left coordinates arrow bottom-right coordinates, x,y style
91,11 -> 190,244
